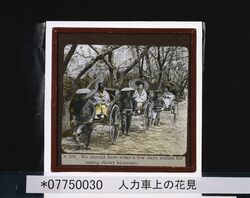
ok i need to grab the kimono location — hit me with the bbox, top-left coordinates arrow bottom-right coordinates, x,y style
133,89 -> 147,109
93,90 -> 110,117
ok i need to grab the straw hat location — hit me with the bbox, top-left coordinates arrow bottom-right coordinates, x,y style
121,87 -> 134,92
75,88 -> 96,99
75,88 -> 91,94
129,78 -> 149,90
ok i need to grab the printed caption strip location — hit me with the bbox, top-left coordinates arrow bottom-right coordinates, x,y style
27,176 -> 250,194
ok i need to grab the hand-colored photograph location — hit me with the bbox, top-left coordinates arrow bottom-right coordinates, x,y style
51,28 -> 196,172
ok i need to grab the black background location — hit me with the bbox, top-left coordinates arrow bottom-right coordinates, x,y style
1,3 -> 250,197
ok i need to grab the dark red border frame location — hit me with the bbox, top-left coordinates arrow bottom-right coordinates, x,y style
51,27 -> 196,172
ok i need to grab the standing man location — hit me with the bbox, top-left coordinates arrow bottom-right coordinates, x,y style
70,88 -> 95,150
152,90 -> 165,127
120,87 -> 135,136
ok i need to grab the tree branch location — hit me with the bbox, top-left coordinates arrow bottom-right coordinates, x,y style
75,51 -> 92,58
73,45 -> 120,87
123,46 -> 151,74
89,45 -> 116,69
162,47 -> 171,65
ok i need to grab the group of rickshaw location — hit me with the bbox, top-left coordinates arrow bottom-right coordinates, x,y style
71,78 -> 179,146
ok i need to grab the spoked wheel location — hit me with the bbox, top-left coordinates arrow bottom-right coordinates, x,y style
109,104 -> 121,144
142,102 -> 151,133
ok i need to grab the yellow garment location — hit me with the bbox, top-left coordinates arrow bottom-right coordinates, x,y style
96,104 -> 108,116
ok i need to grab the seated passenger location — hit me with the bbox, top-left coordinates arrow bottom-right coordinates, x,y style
163,87 -> 175,110
93,82 -> 110,119
133,80 -> 147,114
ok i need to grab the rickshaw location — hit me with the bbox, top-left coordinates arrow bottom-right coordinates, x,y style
128,78 -> 152,132
90,86 -> 152,144
90,87 -> 121,144
71,77 -> 152,147
69,77 -> 122,146
162,90 -> 179,123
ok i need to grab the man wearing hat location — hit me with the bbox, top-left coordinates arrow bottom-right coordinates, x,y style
151,90 -> 165,127
120,87 -> 135,136
70,88 -> 95,150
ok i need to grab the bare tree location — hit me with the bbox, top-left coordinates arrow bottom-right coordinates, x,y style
88,45 -> 150,88
64,44 -> 188,97
138,46 -> 189,95
140,46 -> 173,89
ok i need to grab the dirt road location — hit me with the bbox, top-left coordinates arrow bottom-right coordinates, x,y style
62,101 -> 187,155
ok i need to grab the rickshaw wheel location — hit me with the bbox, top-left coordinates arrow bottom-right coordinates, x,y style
109,104 -> 121,144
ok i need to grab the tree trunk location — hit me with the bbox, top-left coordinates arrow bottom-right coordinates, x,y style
179,78 -> 188,99
157,69 -> 163,90
111,68 -> 118,88
145,53 -> 153,83
166,68 -> 171,81
108,67 -> 113,87
64,44 -> 77,72
139,57 -> 144,78
155,47 -> 163,90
